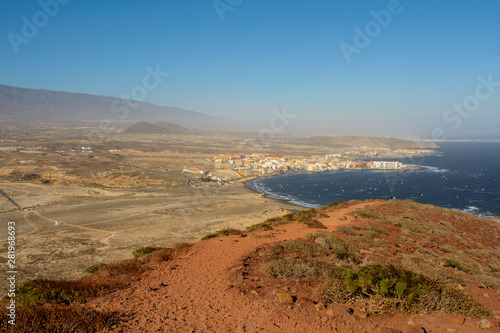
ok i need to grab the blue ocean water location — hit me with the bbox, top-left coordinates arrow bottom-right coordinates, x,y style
246,142 -> 500,218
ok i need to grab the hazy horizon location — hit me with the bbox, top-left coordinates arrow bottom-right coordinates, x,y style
1,1 -> 499,139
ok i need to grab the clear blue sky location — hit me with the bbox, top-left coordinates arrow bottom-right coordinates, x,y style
1,0 -> 499,138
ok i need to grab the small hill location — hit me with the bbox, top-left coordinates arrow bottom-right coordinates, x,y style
121,121 -> 190,135
295,136 -> 438,149
2,200 -> 499,332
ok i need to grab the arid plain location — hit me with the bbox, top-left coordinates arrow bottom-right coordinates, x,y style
0,122 -> 437,292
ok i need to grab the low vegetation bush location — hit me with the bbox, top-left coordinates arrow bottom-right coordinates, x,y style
246,218 -> 290,232
84,264 -> 104,275
314,279 -> 355,304
344,265 -> 420,301
202,228 -> 243,240
16,279 -> 106,306
331,250 -> 359,263
477,275 -> 500,290
354,208 -> 378,219
342,265 -> 492,318
389,217 -> 428,235
294,209 -> 329,220
326,201 -> 349,210
305,232 -> 356,252
444,259 -> 461,269
402,199 -> 419,210
16,245 -> 184,308
440,244 -> 458,254
336,225 -> 360,236
261,258 -> 347,279
430,226 -> 453,238
280,239 -> 328,257
400,254 -> 464,283
0,304 -> 119,333
365,222 -> 388,236
386,199 -> 400,206
417,247 -> 438,258
364,230 -> 381,240
438,220 -> 455,230
133,247 -> 172,259
297,217 -> 327,229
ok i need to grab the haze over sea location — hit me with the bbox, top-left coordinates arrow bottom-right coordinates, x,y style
247,142 -> 500,219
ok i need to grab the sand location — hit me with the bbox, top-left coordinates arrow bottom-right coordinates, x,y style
0,180 -> 297,291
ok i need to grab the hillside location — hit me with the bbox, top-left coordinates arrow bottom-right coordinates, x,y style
295,136 -> 438,149
2,200 -> 499,332
0,84 -> 224,129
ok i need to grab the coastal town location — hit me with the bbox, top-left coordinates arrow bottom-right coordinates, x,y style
183,147 -> 436,183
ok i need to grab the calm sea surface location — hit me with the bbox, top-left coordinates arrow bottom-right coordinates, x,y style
246,142 -> 500,218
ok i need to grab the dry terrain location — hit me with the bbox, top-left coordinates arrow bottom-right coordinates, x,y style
0,180 -> 296,292
2,199 -> 499,332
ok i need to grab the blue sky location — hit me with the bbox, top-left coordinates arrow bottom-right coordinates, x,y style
1,0 -> 499,138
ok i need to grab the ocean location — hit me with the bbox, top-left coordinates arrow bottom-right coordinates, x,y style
246,142 -> 500,219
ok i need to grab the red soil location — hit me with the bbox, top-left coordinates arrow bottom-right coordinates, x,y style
88,201 -> 500,332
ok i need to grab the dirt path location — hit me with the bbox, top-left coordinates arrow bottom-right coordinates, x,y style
88,202 -> 381,332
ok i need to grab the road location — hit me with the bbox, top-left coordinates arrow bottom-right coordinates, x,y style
0,188 -> 23,210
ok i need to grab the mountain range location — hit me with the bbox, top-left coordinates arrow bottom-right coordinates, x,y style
0,84 -> 224,129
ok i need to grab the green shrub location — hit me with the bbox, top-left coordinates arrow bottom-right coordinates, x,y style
344,265 -> 421,301
444,259 -> 461,269
202,228 -> 243,240
343,265 -> 492,318
132,247 -> 171,259
201,234 -> 216,240
84,264 -> 103,275
15,279 -> 102,306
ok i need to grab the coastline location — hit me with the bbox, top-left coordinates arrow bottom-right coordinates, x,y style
243,170 -> 500,220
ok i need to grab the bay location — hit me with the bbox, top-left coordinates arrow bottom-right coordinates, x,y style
246,142 -> 500,218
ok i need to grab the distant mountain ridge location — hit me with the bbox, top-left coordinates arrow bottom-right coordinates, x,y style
0,84 -> 224,129
122,121 -> 190,135
295,135 -> 438,148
